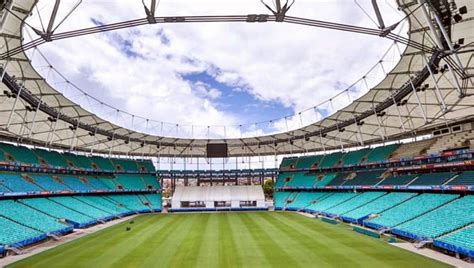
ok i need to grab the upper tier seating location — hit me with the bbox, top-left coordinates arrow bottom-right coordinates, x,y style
114,174 -> 147,190
447,171 -> 474,185
111,158 -> 140,172
286,172 -> 316,188
437,225 -> 474,253
0,216 -> 43,247
295,155 -> 324,169
326,172 -> 349,186
427,130 -> 474,155
280,157 -> 298,170
313,173 -> 337,187
343,192 -> 417,221
0,173 -> 42,192
306,192 -> 357,212
0,200 -> 67,233
344,170 -> 384,186
324,192 -> 386,216
341,148 -> 371,166
378,174 -> 417,186
408,172 -> 455,186
90,156 -> 115,171
365,144 -> 399,163
318,152 -> 343,168
365,193 -> 458,228
276,173 -> 291,188
142,175 -> 160,189
62,153 -> 93,169
136,160 -> 156,172
33,148 -> 68,168
390,139 -> 435,159
0,143 -> 39,165
20,198 -> 95,226
394,195 -> 474,239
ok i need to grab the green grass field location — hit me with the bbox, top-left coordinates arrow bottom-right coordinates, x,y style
8,212 -> 450,268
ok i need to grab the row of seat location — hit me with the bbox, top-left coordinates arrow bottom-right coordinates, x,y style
0,142 -> 155,172
275,171 -> 474,188
0,194 -> 161,248
0,173 -> 160,194
275,190 -> 474,256
280,143 -> 399,170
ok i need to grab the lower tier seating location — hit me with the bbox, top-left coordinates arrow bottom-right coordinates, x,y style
0,193 -> 161,249
324,192 -> 386,216
393,195 -> 474,239
342,192 -> 417,221
306,192 -> 357,212
436,225 -> 474,255
364,193 -> 459,229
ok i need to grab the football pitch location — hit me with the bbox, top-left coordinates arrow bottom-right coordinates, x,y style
8,212 -> 449,268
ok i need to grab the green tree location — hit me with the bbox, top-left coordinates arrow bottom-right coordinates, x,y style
262,179 -> 274,199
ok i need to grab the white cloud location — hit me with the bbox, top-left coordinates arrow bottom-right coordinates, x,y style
25,0 -> 406,138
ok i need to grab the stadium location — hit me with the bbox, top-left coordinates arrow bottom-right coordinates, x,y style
0,0 -> 473,267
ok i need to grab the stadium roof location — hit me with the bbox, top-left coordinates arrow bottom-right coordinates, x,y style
0,0 -> 472,157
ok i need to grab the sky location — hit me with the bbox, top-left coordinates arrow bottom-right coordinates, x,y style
25,0 -> 407,139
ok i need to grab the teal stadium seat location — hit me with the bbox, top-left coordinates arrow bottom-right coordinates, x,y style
326,172 -> 350,186
0,216 -> 43,246
0,143 -> 40,165
280,157 -> 298,170
0,200 -> 68,233
61,176 -> 94,192
295,155 -> 324,169
141,175 -> 160,189
325,192 -> 386,216
0,173 -> 42,192
114,174 -> 147,190
437,225 -> 474,253
365,193 -> 459,228
378,174 -> 417,186
20,198 -> 96,227
318,152 -> 343,168
90,156 -> 115,171
447,171 -> 474,185
31,175 -> 69,192
341,148 -> 371,166
306,192 -> 357,212
365,144 -> 399,163
62,153 -> 93,169
51,196 -> 113,220
409,172 -> 455,186
394,195 -> 474,239
344,170 -> 384,186
287,192 -> 329,209
33,148 -> 69,168
343,192 -> 416,221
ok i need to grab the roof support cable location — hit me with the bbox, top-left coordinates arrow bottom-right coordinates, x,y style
346,89 -> 364,146
329,98 -> 344,151
422,53 -> 447,112
5,81 -> 23,131
47,108 -> 61,147
69,121 -> 79,151
408,76 -> 428,124
28,95 -> 42,139
363,77 -> 385,141
419,1 -> 445,50
90,124 -> 98,154
378,59 -> 407,133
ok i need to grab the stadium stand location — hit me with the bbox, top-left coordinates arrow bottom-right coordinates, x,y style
377,174 -> 417,186
408,172 -> 455,186
295,154 -> 324,169
324,191 -> 386,216
286,172 -> 316,188
392,195 -> 474,240
427,130 -> 474,155
342,192 -> 417,223
318,152 -> 343,168
435,225 -> 474,257
306,192 -> 357,213
343,170 -> 384,186
114,174 -> 147,190
326,172 -> 350,186
446,171 -> 474,185
365,144 -> 399,163
0,174 -> 42,193
364,194 -> 459,230
390,139 -> 435,159
341,148 -> 371,166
